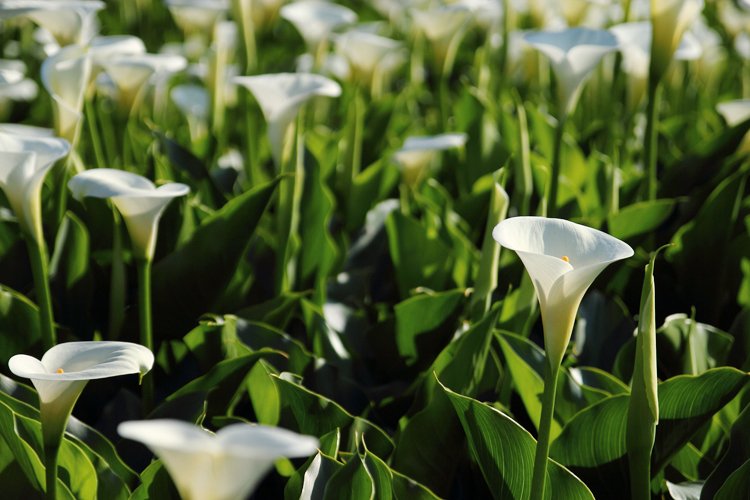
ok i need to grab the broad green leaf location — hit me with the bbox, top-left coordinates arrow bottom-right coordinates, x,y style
385,211 -> 454,297
363,450 -> 393,500
714,460 -> 750,500
607,199 -> 676,240
346,160 -> 400,231
0,286 -> 41,365
394,289 -> 464,365
152,177 -> 281,338
322,454 -> 374,500
441,382 -> 594,500
286,451 -> 343,500
129,460 -> 179,500
701,403 -> 750,499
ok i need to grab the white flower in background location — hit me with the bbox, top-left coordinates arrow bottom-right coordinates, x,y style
101,53 -> 187,112
165,0 -> 229,35
118,419 -> 319,500
411,3 -> 472,75
717,99 -> 750,153
0,60 -> 38,117
716,0 -> 750,39
9,342 -> 153,444
493,217 -> 633,368
89,35 -> 147,71
41,44 -> 91,144
650,0 -> 704,80
171,83 -> 210,142
334,30 -> 403,90
523,27 -> 618,117
454,0 -> 503,32
0,123 -> 54,137
280,1 -> 357,55
0,0 -> 104,46
394,132 -> 467,187
68,169 -> 190,261
557,0 -> 610,27
233,73 -> 342,166
0,130 -> 70,244
209,20 -> 238,135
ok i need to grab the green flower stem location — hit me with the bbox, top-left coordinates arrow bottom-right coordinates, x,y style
108,210 -> 126,339
27,238 -> 56,351
136,258 -> 154,414
546,115 -> 566,218
643,76 -> 661,201
342,86 -> 364,208
530,360 -> 560,500
44,442 -> 59,500
84,99 -> 106,169
439,76 -> 450,132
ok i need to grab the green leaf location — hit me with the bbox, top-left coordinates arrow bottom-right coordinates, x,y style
607,199 -> 676,241
285,451 -> 343,500
385,211 -> 454,297
151,176 -> 281,338
714,460 -> 750,500
441,381 -> 594,500
322,454 -> 374,500
702,403 -> 750,499
394,289 -> 464,365
129,460 -> 180,500
346,160 -> 400,231
0,286 -> 40,365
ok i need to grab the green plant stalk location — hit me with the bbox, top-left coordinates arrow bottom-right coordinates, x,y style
643,77 -> 661,201
108,210 -> 126,339
626,251 -> 660,500
513,92 -> 533,215
471,181 -> 508,319
84,99 -> 106,169
439,76 -> 450,132
530,360 -> 560,500
136,258 -> 154,414
342,86 -> 364,207
27,238 -> 56,351
546,115 -> 566,218
44,441 -> 59,500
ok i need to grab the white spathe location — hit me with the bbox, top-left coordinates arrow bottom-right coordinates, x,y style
394,133 -> 467,187
650,0 -> 704,79
524,27 -> 618,117
334,30 -> 402,88
68,169 -> 190,261
165,0 -> 230,34
0,130 -> 70,243
41,44 -> 91,144
280,1 -> 357,53
9,341 -> 153,441
493,217 -> 633,368
411,4 -> 471,74
0,0 -> 104,45
233,73 -> 341,166
101,53 -> 187,111
118,419 -> 319,500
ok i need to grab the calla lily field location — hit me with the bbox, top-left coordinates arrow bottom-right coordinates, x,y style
0,0 -> 749,499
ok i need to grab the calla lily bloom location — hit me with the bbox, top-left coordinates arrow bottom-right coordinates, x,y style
171,83 -> 210,142
101,53 -> 187,112
524,27 -> 618,117
280,1 -> 357,55
165,0 -> 229,35
411,4 -> 472,76
118,419 -> 319,500
717,99 -> 750,153
334,30 -> 403,91
0,0 -> 104,46
233,73 -> 341,166
41,44 -> 91,144
394,133 -> 467,187
650,0 -> 703,80
0,130 -> 70,244
492,217 -> 633,368
68,169 -> 190,261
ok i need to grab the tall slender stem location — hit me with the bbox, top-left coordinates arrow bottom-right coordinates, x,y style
546,115 -> 566,218
27,239 -> 56,350
530,361 -> 560,500
44,443 -> 59,500
643,77 -> 660,201
108,210 -> 126,339
136,258 -> 154,414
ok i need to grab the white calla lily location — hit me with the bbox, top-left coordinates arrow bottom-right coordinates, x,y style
89,35 -> 147,69
650,0 -> 703,79
394,133 -> 467,187
717,99 -> 750,153
0,130 -> 70,244
41,44 -> 91,144
118,419 -> 319,500
165,0 -> 229,34
68,169 -> 190,261
334,30 -> 403,90
492,216 -> 633,368
172,83 -> 210,141
102,53 -> 187,112
280,1 -> 357,54
524,27 -> 618,117
0,0 -> 104,46
411,4 -> 471,75
233,73 -> 341,166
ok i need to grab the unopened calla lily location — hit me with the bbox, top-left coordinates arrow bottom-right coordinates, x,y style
650,0 -> 704,81
118,419 -> 319,500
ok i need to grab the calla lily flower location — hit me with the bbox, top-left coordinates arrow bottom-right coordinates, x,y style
492,217 -> 633,368
233,73 -> 342,166
68,169 -> 190,261
411,4 -> 472,75
171,83 -> 210,141
0,60 -> 38,116
280,1 -> 357,55
41,44 -> 91,144
394,133 -> 467,187
334,30 -> 402,90
0,0 -> 104,46
118,419 -> 319,500
165,0 -> 229,35
717,99 -> 750,153
0,130 -> 70,244
650,0 -> 703,80
9,342 -> 154,439
101,53 -> 187,112
524,27 -> 618,117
